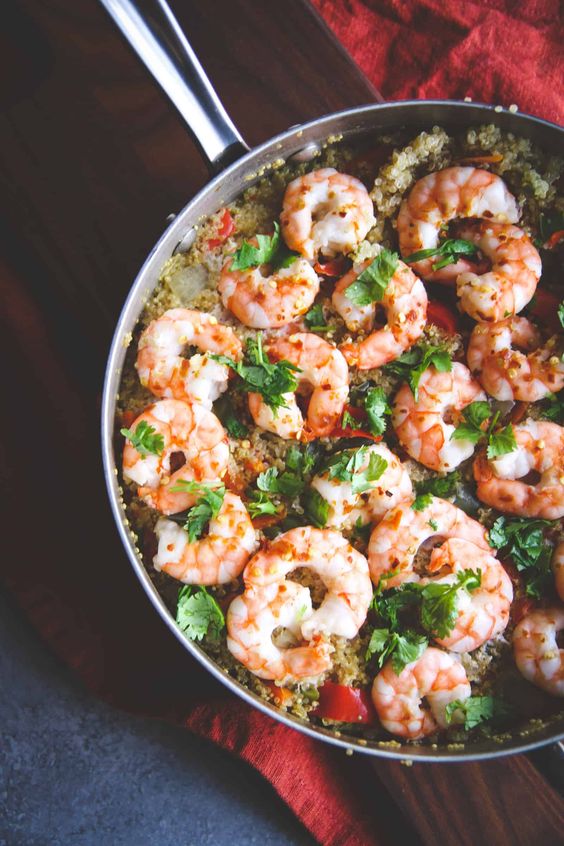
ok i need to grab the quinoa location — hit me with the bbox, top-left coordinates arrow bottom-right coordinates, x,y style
116,124 -> 564,748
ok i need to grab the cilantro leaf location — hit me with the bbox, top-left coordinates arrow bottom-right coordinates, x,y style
304,303 -> 329,332
256,466 -> 304,498
412,471 -> 460,511
404,238 -> 478,270
559,300 -> 564,329
176,585 -> 225,641
303,487 -> 329,528
419,569 -> 481,639
486,423 -> 517,459
213,395 -> 248,438
366,627 -> 428,674
539,392 -> 564,424
451,401 -> 491,444
488,516 -> 553,598
319,446 -> 388,494
121,420 -> 164,456
384,343 -> 452,401
364,387 -> 390,436
345,249 -> 399,307
229,222 -> 299,271
169,482 -> 225,543
445,695 -> 509,730
247,490 -> 279,519
212,333 -> 301,413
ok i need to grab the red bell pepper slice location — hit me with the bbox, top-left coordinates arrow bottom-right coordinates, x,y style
314,681 -> 376,724
314,256 -> 348,277
545,230 -> 564,249
206,208 -> 235,249
427,300 -> 459,334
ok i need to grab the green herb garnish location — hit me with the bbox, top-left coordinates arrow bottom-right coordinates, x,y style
404,238 -> 478,271
319,446 -> 388,494
419,569 -> 481,639
212,333 -> 300,413
488,516 -> 553,598
303,487 -> 329,528
451,401 -> 516,459
539,392 -> 564,424
558,300 -> 564,329
213,395 -> 248,438
120,420 -> 164,456
345,248 -> 399,306
304,303 -> 329,332
230,222 -> 298,271
170,481 -> 225,542
445,695 -> 509,730
366,628 -> 428,674
364,387 -> 390,436
383,343 -> 452,401
411,471 -> 460,511
176,585 -> 225,641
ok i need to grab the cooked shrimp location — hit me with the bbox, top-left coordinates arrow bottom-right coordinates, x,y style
244,526 -> 372,640
281,168 -> 375,260
398,166 -> 519,282
248,332 -> 349,439
513,608 -> 564,697
226,581 -> 334,682
467,317 -> 564,402
392,362 -> 487,472
368,496 -> 491,588
136,309 -> 242,408
335,256 -> 428,370
311,444 -> 413,530
122,399 -> 228,514
422,538 -> 513,652
553,542 -> 564,603
153,493 -> 257,584
218,252 -> 320,328
455,221 -> 541,322
371,647 -> 471,739
474,419 -> 564,519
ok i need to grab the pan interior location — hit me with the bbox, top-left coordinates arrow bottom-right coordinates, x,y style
102,101 -> 564,761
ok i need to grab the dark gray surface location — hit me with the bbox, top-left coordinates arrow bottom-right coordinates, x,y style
0,589 -> 315,846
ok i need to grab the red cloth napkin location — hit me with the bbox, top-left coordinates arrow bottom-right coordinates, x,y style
313,0 -> 564,124
2,5 -> 562,846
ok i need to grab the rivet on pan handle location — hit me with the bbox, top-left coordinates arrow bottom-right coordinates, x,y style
99,0 -> 250,174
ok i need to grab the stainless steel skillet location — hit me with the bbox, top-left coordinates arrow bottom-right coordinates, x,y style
100,0 -> 564,761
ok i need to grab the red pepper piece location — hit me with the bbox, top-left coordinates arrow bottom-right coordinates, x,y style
314,681 -> 376,724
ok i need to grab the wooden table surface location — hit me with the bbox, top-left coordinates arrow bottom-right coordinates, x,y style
1,1 -> 562,844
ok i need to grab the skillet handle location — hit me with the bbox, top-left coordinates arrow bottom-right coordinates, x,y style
99,0 -> 250,173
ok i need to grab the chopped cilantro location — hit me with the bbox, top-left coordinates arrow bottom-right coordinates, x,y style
120,420 -> 164,456
366,627 -> 428,674
319,446 -> 388,494
247,490 -> 279,519
445,695 -> 509,730
364,387 -> 390,436
304,303 -> 329,332
539,392 -> 564,424
213,395 -> 248,438
229,222 -> 298,271
428,519 -> 438,531
303,487 -> 329,528
558,300 -> 564,329
486,423 -> 517,459
176,585 -> 225,641
345,249 -> 398,306
488,516 -> 553,598
212,333 -> 300,413
169,481 -> 225,542
412,471 -> 460,511
451,402 -> 516,459
404,238 -> 478,271
383,343 -> 452,401
419,569 -> 481,639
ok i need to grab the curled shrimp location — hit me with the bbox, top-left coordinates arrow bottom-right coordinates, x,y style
122,399 -> 228,514
335,256 -> 428,370
136,309 -> 242,409
367,496 -> 491,588
421,538 -> 513,652
398,166 -> 519,283
226,581 -> 334,683
392,362 -> 487,472
467,317 -> 564,402
371,647 -> 471,740
153,492 -> 257,585
474,419 -> 564,519
280,168 -> 375,260
513,608 -> 564,697
248,332 -> 349,439
455,221 -> 541,322
311,443 -> 413,530
553,542 -> 564,603
218,252 -> 319,329
244,526 -> 372,640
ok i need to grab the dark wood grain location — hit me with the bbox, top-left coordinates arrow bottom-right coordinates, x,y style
0,2 -> 562,845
